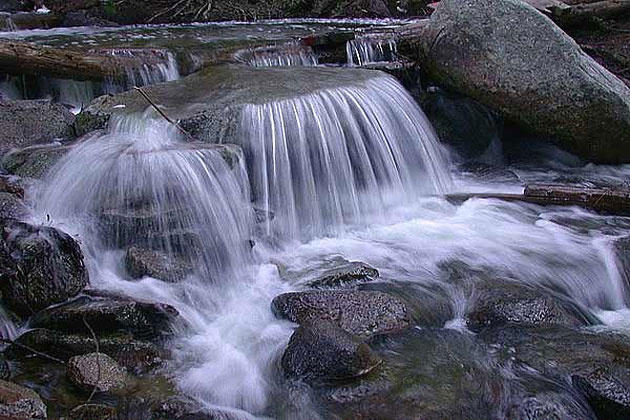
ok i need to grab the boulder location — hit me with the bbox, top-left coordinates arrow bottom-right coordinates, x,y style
1,143 -> 73,179
31,294 -> 179,341
0,379 -> 47,419
0,220 -> 88,316
124,246 -> 194,282
67,353 -> 127,393
479,324 -> 630,419
68,404 -> 116,420
271,290 -> 411,338
466,282 -> 594,332
282,319 -> 380,383
0,192 -> 28,219
0,100 -> 75,158
406,0 -> 630,163
0,356 -> 9,380
153,395 -> 249,420
6,329 -> 166,372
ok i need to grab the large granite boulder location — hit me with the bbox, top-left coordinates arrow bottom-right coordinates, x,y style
406,0 -> 630,163
0,220 -> 88,316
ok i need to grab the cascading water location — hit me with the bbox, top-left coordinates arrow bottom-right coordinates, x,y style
347,35 -> 398,66
237,42 -> 319,67
36,114 -> 252,279
240,73 -> 451,240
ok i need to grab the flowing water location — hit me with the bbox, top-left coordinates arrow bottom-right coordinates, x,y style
347,35 -> 398,66
237,42 -> 319,67
18,20 -> 630,420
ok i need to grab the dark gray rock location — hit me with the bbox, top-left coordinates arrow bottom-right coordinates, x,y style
0,99 -> 75,158
1,143 -> 73,179
31,294 -> 179,341
0,192 -> 28,219
153,395 -> 246,420
6,329 -> 166,372
411,0 -> 630,163
282,319 -> 380,383
479,325 -> 630,419
67,352 -> 127,393
466,282 -> 594,332
0,379 -> 47,419
124,246 -> 194,282
305,260 -> 379,289
68,404 -> 116,420
0,220 -> 88,316
0,356 -> 9,380
457,162 -> 521,184
271,290 -> 411,338
615,236 -> 630,288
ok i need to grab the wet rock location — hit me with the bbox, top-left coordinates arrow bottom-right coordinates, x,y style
0,99 -> 75,158
457,162 -> 520,184
0,192 -> 28,220
407,0 -> 630,163
67,353 -> 127,393
1,143 -> 73,179
124,246 -> 194,282
0,176 -> 25,198
417,89 -> 502,160
6,329 -> 166,372
306,260 -> 379,289
0,379 -> 47,419
31,294 -> 179,341
320,328 -> 506,420
0,220 -> 88,316
153,395 -> 245,420
271,290 -> 411,338
282,319 -> 380,383
479,325 -> 630,419
68,404 -> 116,420
0,356 -> 9,380
614,236 -> 630,286
466,282 -> 594,332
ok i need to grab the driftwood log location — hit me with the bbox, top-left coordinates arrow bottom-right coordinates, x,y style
446,183 -> 630,215
0,42 -> 164,82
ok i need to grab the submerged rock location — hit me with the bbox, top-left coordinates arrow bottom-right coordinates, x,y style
271,290 -> 411,338
407,0 -> 630,163
6,329 -> 166,372
0,220 -> 88,316
0,99 -> 75,158
479,325 -> 630,419
282,319 -> 380,383
124,246 -> 195,282
466,282 -> 594,332
31,294 -> 179,341
68,404 -> 116,420
0,379 -> 47,419
67,353 -> 127,393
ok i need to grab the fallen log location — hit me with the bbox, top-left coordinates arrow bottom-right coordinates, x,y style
557,0 -> 630,20
0,42 -> 162,82
445,184 -> 630,215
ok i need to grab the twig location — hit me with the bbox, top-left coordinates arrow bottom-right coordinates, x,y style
0,337 -> 65,364
83,317 -> 100,403
133,86 -> 194,140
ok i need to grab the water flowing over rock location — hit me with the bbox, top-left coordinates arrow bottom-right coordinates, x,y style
240,72 -> 451,239
0,220 -> 88,316
407,0 -> 630,163
346,35 -> 398,66
36,116 -> 254,279
236,42 -> 319,67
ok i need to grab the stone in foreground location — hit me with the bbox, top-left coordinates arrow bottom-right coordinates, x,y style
67,352 -> 127,393
272,290 -> 411,338
0,379 -> 47,419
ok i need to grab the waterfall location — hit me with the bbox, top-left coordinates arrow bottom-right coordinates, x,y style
347,36 -> 398,66
36,115 -> 253,279
236,42 -> 319,67
239,73 -> 451,240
